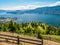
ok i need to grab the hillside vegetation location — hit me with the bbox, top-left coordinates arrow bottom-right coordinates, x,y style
0,21 -> 60,43
0,21 -> 60,36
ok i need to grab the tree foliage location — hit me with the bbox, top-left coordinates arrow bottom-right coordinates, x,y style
0,21 -> 60,36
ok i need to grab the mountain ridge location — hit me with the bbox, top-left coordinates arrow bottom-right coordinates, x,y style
0,5 -> 60,15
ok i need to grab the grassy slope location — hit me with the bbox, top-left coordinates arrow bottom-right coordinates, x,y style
43,35 -> 60,43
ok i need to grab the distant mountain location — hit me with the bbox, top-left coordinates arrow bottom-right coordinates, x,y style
6,5 -> 60,15
33,5 -> 60,14
0,10 -> 6,13
23,5 -> 60,15
7,10 -> 25,14
0,10 -> 7,15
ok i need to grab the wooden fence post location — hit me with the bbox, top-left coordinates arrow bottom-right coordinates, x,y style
42,39 -> 43,45
17,36 -> 20,45
6,38 -> 8,42
37,32 -> 43,45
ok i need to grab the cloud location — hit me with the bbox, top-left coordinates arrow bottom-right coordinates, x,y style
11,5 -> 41,10
0,2 -> 48,10
0,4 -> 44,10
49,1 -> 60,6
0,1 -> 60,10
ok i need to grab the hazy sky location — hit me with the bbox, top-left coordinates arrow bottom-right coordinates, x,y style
0,0 -> 60,10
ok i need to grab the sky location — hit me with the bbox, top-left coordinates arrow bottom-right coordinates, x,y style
0,0 -> 60,10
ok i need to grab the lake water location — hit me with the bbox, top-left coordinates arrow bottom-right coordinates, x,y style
0,13 -> 60,26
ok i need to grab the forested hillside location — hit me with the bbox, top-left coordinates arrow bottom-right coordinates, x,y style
0,21 -> 60,36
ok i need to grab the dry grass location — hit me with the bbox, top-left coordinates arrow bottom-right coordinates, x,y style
0,32 -> 60,45
0,40 -> 60,45
0,42 -> 16,45
43,40 -> 60,45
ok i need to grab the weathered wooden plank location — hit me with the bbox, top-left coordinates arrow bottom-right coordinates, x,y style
0,34 -> 43,45
20,37 -> 42,42
0,37 -> 17,41
19,40 -> 42,45
0,34 -> 17,38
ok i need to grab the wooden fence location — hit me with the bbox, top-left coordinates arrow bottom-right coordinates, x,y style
0,34 -> 43,45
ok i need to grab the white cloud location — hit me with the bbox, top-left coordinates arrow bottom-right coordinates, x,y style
49,1 -> 60,6
0,4 -> 44,10
12,5 -> 41,10
0,2 -> 48,10
0,1 -> 60,10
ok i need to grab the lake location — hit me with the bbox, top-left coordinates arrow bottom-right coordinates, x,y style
0,13 -> 60,26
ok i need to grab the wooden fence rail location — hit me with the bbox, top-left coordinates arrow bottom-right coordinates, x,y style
0,34 -> 43,45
